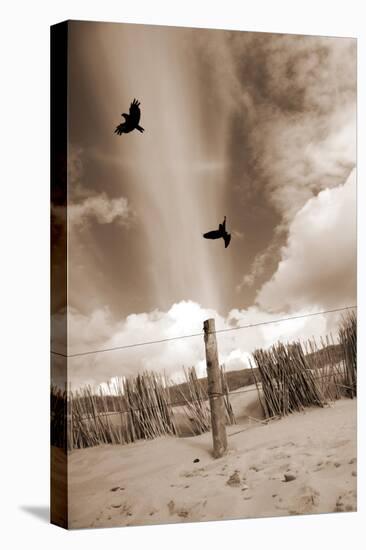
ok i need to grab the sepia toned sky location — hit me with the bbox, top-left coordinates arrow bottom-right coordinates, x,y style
52,21 -> 356,386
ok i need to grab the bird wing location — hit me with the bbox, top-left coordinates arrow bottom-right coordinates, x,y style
129,98 -> 141,124
224,233 -> 231,248
114,123 -> 126,135
203,230 -> 222,240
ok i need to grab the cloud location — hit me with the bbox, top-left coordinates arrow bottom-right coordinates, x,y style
52,193 -> 133,231
221,33 -> 356,222
63,299 -> 339,388
52,146 -> 133,229
238,240 -> 280,290
66,301 -> 219,387
214,33 -> 356,295
67,193 -> 132,229
252,106 -> 356,224
256,168 -> 356,313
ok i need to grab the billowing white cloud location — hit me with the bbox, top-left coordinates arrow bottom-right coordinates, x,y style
226,34 -> 356,292
256,106 -> 356,223
256,168 -> 356,312
66,301 -> 219,387
65,299 -> 338,389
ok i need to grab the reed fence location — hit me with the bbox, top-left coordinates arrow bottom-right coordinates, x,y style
252,342 -> 324,418
252,311 -> 357,417
51,366 -> 236,451
338,310 -> 357,397
51,312 -> 356,450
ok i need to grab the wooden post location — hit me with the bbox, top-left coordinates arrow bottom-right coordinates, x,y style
203,318 -> 228,458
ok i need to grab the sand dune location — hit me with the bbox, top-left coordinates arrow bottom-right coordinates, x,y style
67,397 -> 356,529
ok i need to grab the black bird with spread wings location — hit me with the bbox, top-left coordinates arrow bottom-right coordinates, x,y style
203,216 -> 231,248
114,98 -> 145,135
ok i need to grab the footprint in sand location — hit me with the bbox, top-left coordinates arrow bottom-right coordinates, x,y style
274,451 -> 291,460
249,465 -> 263,472
334,492 -> 356,513
167,500 -> 190,519
288,486 -> 320,515
109,503 -> 133,517
181,467 -> 207,478
335,496 -> 344,512
313,461 -> 324,472
124,504 -> 133,516
316,459 -> 342,471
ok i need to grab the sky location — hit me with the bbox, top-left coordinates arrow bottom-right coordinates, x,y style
51,21 -> 356,387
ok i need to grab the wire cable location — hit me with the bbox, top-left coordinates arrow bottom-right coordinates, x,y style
51,304 -> 356,359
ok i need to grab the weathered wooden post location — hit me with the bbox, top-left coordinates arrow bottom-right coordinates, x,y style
203,318 -> 228,458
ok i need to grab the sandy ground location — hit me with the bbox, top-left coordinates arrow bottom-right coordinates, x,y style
67,397 -> 357,529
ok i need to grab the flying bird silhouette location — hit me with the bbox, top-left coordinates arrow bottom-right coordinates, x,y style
114,98 -> 145,135
203,216 -> 231,248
